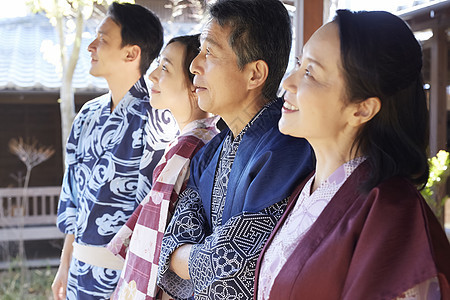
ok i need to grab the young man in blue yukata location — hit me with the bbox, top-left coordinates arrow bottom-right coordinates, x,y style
52,2 -> 178,299
157,0 -> 314,299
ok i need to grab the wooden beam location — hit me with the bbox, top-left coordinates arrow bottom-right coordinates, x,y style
304,0 -> 324,44
293,0 -> 324,56
0,91 -> 104,106
429,25 -> 447,156
0,226 -> 64,242
408,16 -> 450,32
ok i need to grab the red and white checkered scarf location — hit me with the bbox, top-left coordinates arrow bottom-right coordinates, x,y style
108,116 -> 219,300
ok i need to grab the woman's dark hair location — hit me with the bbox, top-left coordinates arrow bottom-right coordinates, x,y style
334,9 -> 429,191
166,34 -> 200,87
107,2 -> 163,76
209,0 -> 292,101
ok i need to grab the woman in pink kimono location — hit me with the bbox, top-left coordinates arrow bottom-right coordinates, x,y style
255,10 -> 450,300
107,34 -> 219,300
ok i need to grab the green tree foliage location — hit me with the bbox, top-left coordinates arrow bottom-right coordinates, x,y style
421,150 -> 450,226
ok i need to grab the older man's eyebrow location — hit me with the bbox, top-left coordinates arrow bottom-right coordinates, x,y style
200,34 -> 224,50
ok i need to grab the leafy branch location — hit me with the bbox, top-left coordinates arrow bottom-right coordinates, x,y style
421,150 -> 450,226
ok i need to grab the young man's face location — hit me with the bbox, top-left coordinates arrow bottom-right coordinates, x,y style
190,20 -> 251,122
88,17 -> 128,80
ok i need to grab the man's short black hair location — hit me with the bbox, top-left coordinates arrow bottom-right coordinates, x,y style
209,0 -> 292,100
107,2 -> 163,75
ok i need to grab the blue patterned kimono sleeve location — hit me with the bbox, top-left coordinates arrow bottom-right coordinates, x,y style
56,98 -> 90,236
158,189 -> 288,299
57,159 -> 78,235
158,187 -> 208,299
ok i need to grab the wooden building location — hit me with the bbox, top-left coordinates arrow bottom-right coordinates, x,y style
0,1 -> 203,188
398,0 -> 450,156
0,0 -> 205,267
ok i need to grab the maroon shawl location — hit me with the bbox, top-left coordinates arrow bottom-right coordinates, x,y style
255,162 -> 450,300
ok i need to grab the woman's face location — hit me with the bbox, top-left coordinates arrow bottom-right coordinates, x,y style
149,42 -> 193,114
279,22 -> 355,145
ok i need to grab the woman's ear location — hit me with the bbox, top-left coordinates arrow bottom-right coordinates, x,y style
350,97 -> 381,126
247,60 -> 269,90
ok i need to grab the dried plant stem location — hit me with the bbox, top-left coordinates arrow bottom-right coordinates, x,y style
8,137 -> 55,297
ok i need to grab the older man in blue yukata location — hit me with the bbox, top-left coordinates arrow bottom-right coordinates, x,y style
52,2 -> 178,299
157,0 -> 314,299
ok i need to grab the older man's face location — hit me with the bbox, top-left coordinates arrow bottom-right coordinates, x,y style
190,20 -> 250,123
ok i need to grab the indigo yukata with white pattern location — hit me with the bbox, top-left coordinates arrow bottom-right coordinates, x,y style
56,77 -> 178,299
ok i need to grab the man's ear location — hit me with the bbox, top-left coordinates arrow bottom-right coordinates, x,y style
350,97 -> 381,126
247,60 -> 269,90
125,45 -> 141,62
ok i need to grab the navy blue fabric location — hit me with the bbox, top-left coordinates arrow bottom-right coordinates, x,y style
188,97 -> 314,227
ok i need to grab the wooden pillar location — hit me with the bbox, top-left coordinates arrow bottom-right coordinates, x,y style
429,25 -> 447,156
294,0 -> 324,56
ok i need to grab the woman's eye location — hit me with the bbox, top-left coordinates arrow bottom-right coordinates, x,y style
304,69 -> 312,78
162,65 -> 168,71
295,57 -> 301,67
206,47 -> 211,55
